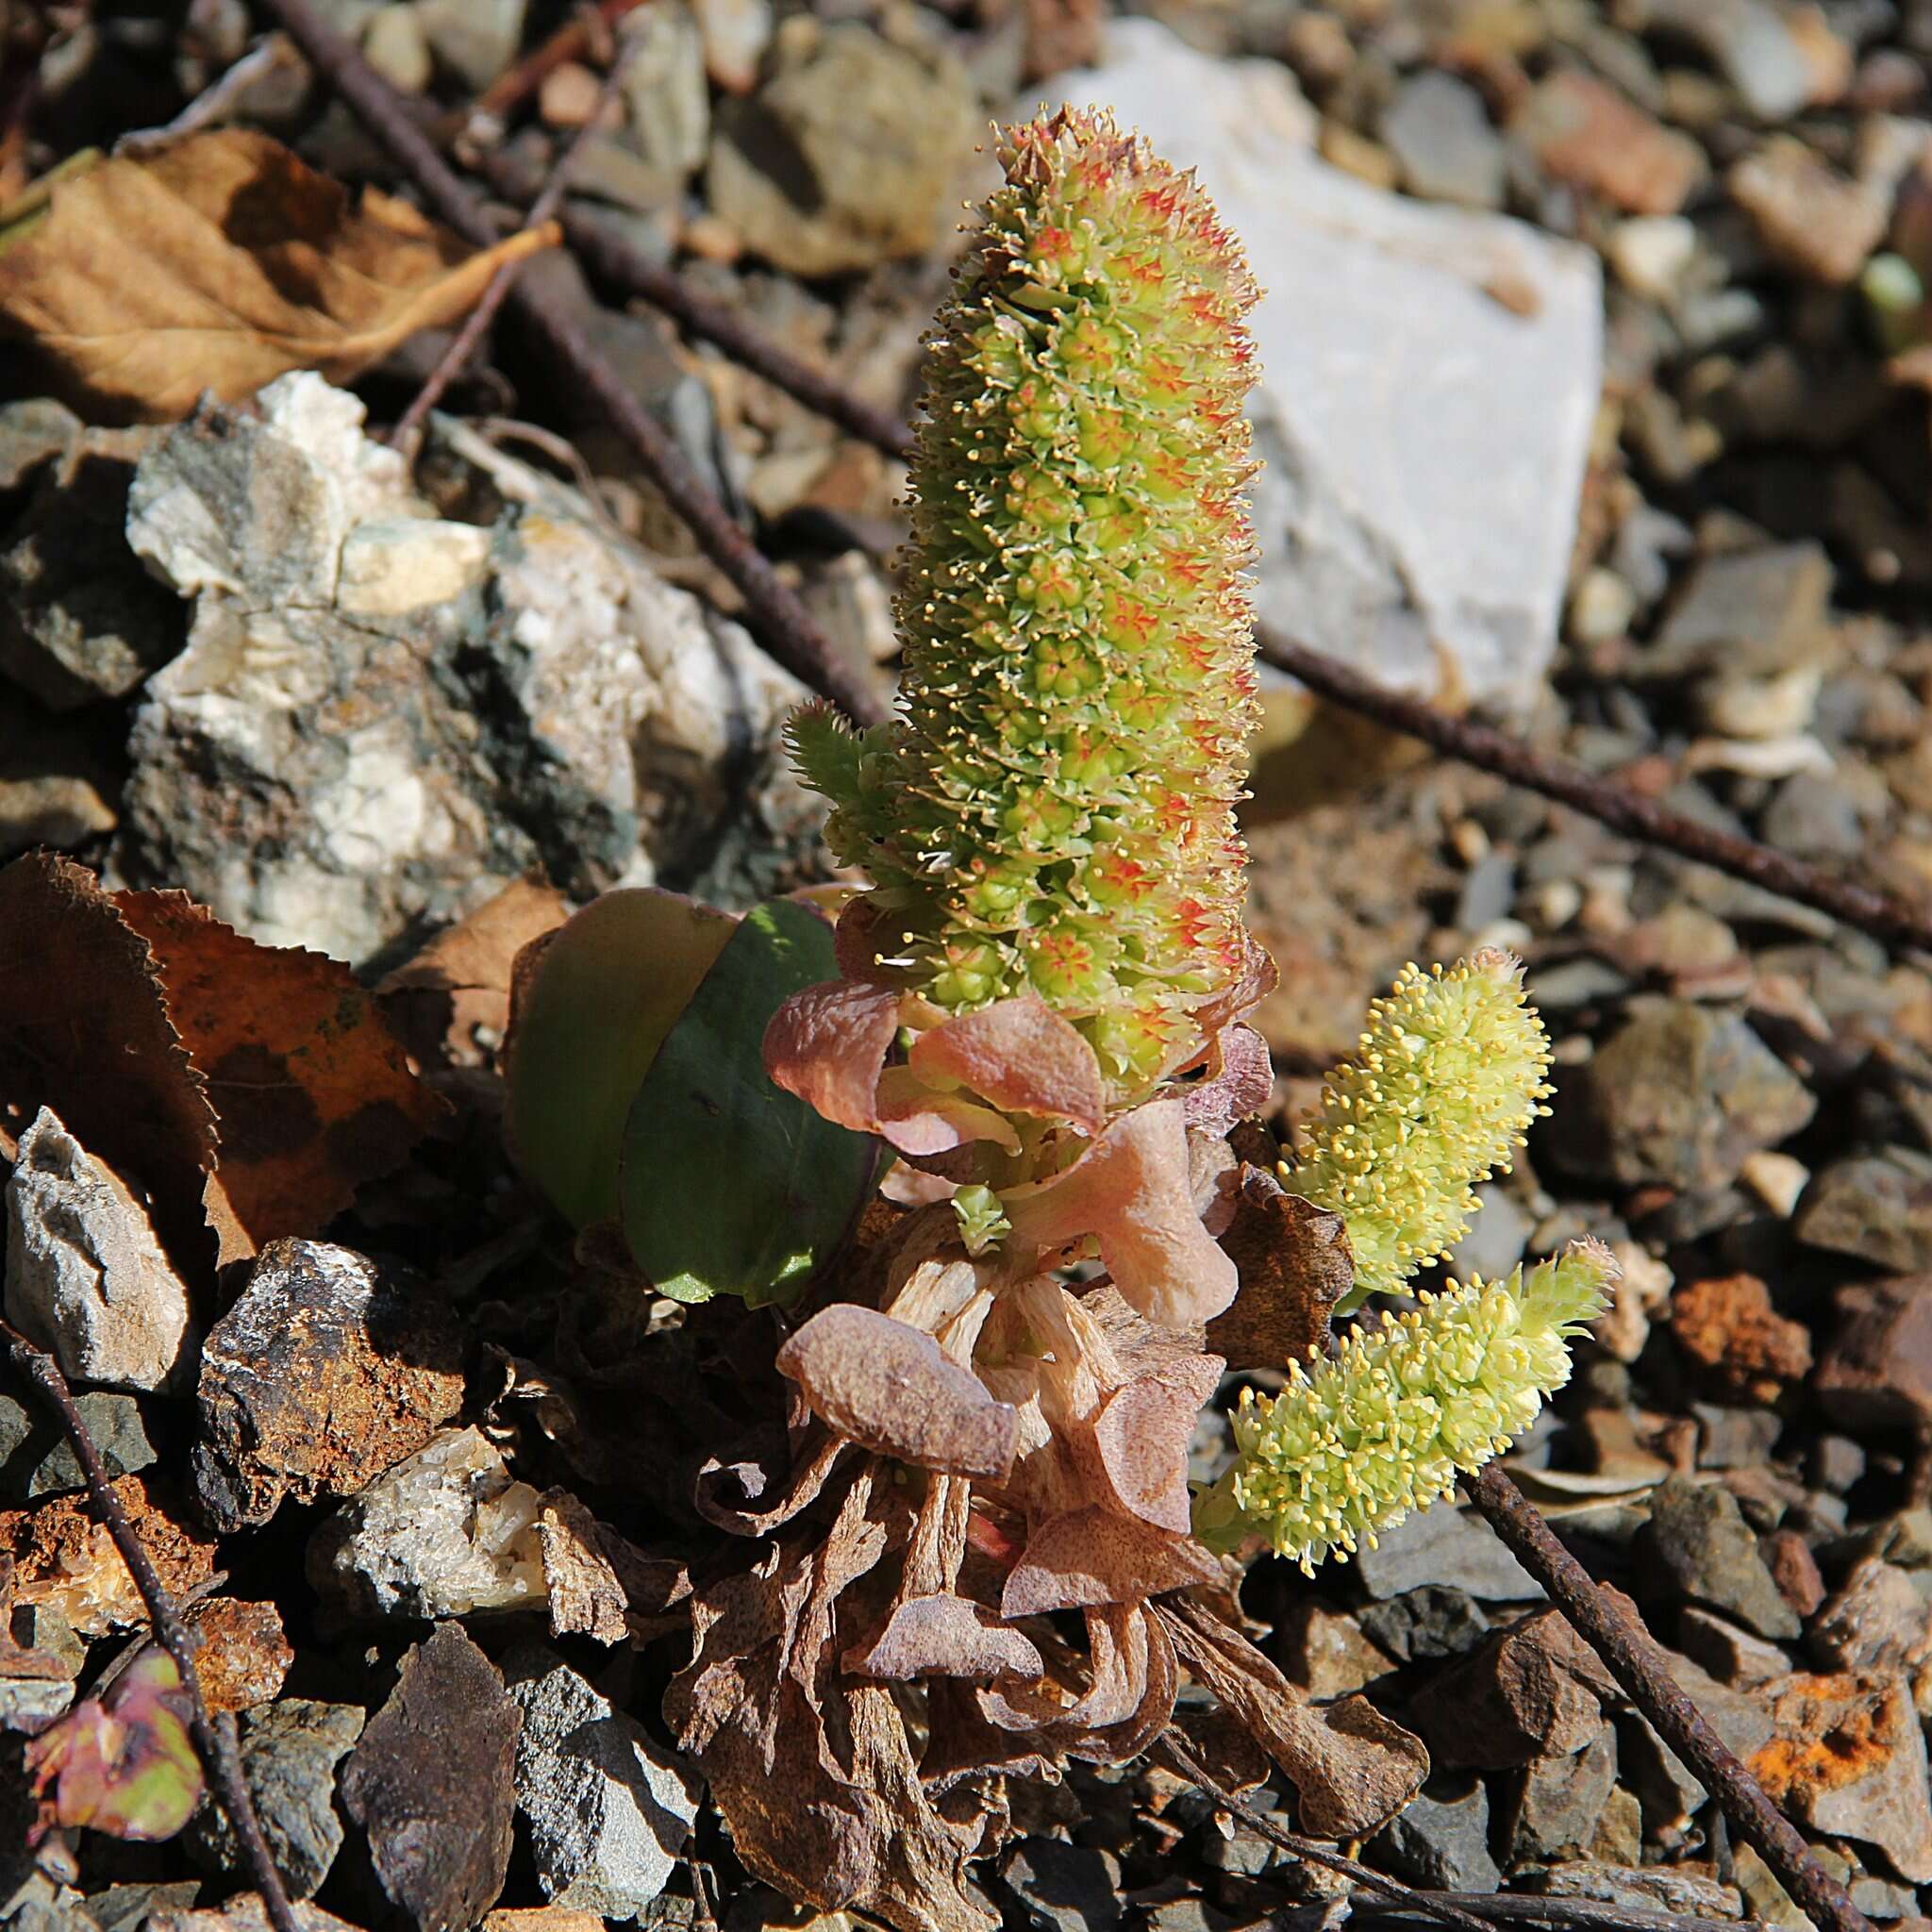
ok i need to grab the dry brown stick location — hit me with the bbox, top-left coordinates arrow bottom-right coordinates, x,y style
1468,1465 -> 1873,1932
473,143 -> 917,461
1,1321 -> 303,1932
1260,626 -> 1932,962
260,0 -> 888,727
1350,1897 -> 1771,1932
474,0 -> 652,122
391,52 -> 631,450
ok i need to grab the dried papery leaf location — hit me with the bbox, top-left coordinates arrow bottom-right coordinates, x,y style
1001,1505 -> 1220,1618
1156,1594 -> 1426,1839
843,1593 -> 1045,1681
693,1432 -> 850,1538
907,997 -> 1108,1137
1179,1024 -> 1274,1137
0,130 -> 559,422
505,887 -> 740,1231
620,901 -> 879,1307
763,978 -> 905,1133
378,876 -> 573,1071
25,1648 -> 202,1842
0,854 -> 215,1270
1086,1367 -> 1222,1535
114,892 -> 444,1267
777,1306 -> 1020,1480
1204,1168 -> 1353,1373
1004,1100 -> 1239,1326
873,1066 -> 1021,1158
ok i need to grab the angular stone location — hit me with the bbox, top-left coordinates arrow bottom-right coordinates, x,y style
617,2 -> 708,182
308,1428 -> 546,1624
707,19 -> 978,276
1,1390 -> 157,1500
1671,1273 -> 1811,1404
1814,1276 -> 1932,1433
1547,1001 -> 1814,1192
1508,1721 -> 1618,1863
1277,1601 -> 1397,1699
1750,1673 -> 1932,1883
504,1648 -> 697,1919
1676,1607 -> 1793,1690
1381,72 -> 1505,209
1062,19 -> 1602,715
1796,1148 -> 1932,1274
149,1899 -> 358,1932
1358,1587 -> 1491,1664
1763,1528 -> 1824,1621
1001,1839 -> 1123,1932
1636,1476 -> 1801,1640
1648,542 -> 1836,681
1412,1606 -> 1617,1771
1526,1862 -> 1744,1920
193,1239 -> 465,1533
1809,1557 -> 1932,1676
1729,137 -> 1886,286
1353,1501 -> 1542,1603
341,1626 -> 520,1932
1368,1778 -> 1499,1892
4,1108 -> 193,1391
190,1599 -> 294,1714
415,0 -> 525,90
1509,71 -> 1707,216
1641,0 -> 1811,118
188,1700 -> 365,1898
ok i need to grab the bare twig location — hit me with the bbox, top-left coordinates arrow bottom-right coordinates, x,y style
259,0 -> 888,727
473,143 -> 917,461
1468,1465 -> 1873,1932
391,50 -> 631,451
1351,1897 -> 1771,1932
1158,1728 -> 1495,1932
1,1321 -> 302,1932
1260,627 -> 1932,963
474,0 -> 652,124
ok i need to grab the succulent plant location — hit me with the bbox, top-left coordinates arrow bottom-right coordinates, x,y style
789,106 -> 1262,1103
1193,1240 -> 1617,1570
1284,950 -> 1553,1312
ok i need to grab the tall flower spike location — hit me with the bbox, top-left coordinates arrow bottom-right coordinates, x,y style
1285,949 -> 1553,1311
791,108 -> 1263,1104
1192,1241 -> 1617,1572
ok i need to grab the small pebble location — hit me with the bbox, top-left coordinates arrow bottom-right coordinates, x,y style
1740,1149 -> 1809,1218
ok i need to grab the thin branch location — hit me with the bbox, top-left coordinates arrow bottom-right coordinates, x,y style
1260,627 -> 1932,962
473,0 -> 651,125
391,51 -> 631,453
472,142 -> 917,461
1351,1897 -> 1773,1932
1467,1466 -> 1874,1932
258,0 -> 889,728
1,1322 -> 302,1932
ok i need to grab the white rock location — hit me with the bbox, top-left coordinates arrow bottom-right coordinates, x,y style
336,518 -> 491,616
1607,215 -> 1698,302
3,1108 -> 193,1391
619,2 -> 710,181
1058,21 -> 1603,714
306,1427 -> 546,1622
690,0 -> 773,92
360,4 -> 432,93
415,0 -> 526,91
505,1648 -> 698,1918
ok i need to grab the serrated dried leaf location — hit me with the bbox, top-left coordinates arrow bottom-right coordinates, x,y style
25,1647 -> 202,1842
1204,1167 -> 1353,1372
777,1306 -> 1020,1480
113,891 -> 444,1267
0,130 -> 558,423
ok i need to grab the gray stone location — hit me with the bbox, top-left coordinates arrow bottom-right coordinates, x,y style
82,1883 -> 205,1932
1796,1148 -> 1932,1274
1002,1839 -> 1123,1931
0,699 -> 119,858
618,3 -> 708,183
1062,21 -> 1603,715
504,1647 -> 698,1919
708,19 -> 979,277
415,0 -> 525,89
307,1428 -> 547,1624
1646,541 -> 1836,679
1641,0 -> 1813,120
1617,1669 -> 1775,1833
1546,1001 -> 1815,1192
1369,1779 -> 1500,1892
1675,1607 -> 1793,1689
1354,1501 -> 1543,1602
1808,1557 -> 1931,1674
7,1391 -> 157,1500
1760,771 -> 1868,858
1508,1722 -> 1618,1863
1382,72 -> 1505,209
1636,1476 -> 1801,1639
118,375 -> 813,965
187,1701 -> 365,1898
1526,1862 -> 1744,1920
3,1108 -> 193,1392
1358,1587 -> 1491,1663
1692,1404 -> 1782,1471
1447,1184 -> 1532,1285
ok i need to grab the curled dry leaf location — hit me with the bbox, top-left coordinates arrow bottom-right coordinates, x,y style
0,130 -> 559,423
115,891 -> 444,1267
776,1305 -> 1021,1480
1003,1100 -> 1240,1326
1179,1023 -> 1274,1137
1001,1505 -> 1221,1618
25,1647 -> 203,1843
1204,1166 -> 1353,1372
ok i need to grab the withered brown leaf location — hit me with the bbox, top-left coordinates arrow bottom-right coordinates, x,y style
1205,1165 -> 1353,1372
0,131 -> 558,423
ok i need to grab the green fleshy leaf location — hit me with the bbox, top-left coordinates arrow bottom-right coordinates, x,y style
505,888 -> 739,1230
618,900 -> 876,1307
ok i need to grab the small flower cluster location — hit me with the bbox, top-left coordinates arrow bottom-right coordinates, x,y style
791,107 -> 1261,1103
1285,949 -> 1553,1310
1193,1241 -> 1617,1571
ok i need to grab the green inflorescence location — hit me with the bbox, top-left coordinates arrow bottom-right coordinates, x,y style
1284,950 -> 1554,1313
790,107 -> 1262,1104
1193,1241 -> 1616,1572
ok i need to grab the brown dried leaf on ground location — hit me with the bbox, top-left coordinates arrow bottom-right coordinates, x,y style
115,891 -> 445,1265
0,853 -> 215,1270
0,130 -> 559,423
379,877 -> 574,1071
1205,1167 -> 1353,1372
